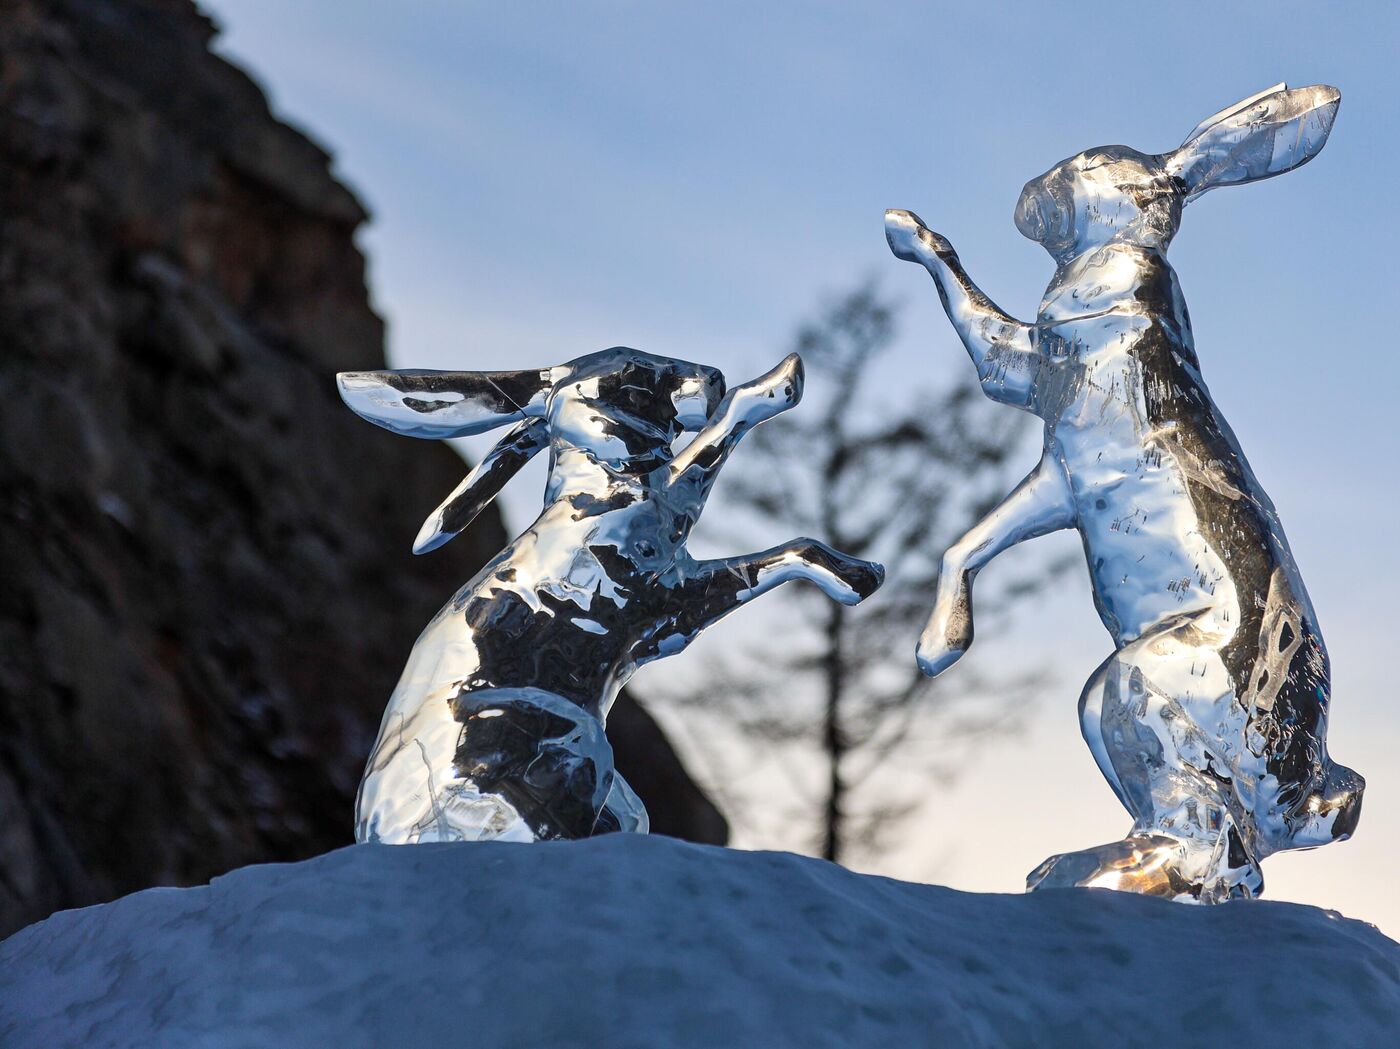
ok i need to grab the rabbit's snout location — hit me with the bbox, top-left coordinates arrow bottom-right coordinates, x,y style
672,365 -> 726,430
1013,184 -> 1047,244
1015,146 -> 1179,259
1014,173 -> 1069,249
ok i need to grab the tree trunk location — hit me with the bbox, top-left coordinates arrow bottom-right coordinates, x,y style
821,603 -> 846,862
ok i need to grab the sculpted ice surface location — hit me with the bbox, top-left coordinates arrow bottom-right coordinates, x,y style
338,349 -> 884,843
887,83 -> 1362,901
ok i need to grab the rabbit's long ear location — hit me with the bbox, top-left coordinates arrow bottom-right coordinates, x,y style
413,417 -> 549,554
336,367 -> 562,438
1165,83 -> 1340,201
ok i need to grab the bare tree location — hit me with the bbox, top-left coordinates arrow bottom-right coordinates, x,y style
657,284 -> 1066,865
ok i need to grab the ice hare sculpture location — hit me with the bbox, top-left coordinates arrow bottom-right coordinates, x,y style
338,349 -> 884,844
886,83 -> 1362,901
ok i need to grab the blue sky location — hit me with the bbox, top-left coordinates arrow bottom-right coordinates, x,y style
205,1 -> 1400,930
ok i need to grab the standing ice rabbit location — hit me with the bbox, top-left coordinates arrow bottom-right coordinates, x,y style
886,84 -> 1362,901
339,349 -> 884,845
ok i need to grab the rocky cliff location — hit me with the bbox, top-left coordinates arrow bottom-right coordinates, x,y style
0,0 -> 723,938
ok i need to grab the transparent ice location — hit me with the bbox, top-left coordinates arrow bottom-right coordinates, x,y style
338,350 -> 884,843
886,83 -> 1362,901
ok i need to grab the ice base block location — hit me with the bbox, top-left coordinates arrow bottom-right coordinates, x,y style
3,834 -> 1396,1048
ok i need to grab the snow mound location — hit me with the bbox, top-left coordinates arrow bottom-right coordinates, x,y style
2,835 -> 1397,1048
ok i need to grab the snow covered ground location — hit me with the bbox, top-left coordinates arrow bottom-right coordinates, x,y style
2,835 -> 1397,1048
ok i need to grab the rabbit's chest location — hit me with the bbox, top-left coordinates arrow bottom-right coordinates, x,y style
1037,317 -> 1243,639
1034,309 -> 1154,433
1040,322 -> 1191,506
1051,387 -> 1241,641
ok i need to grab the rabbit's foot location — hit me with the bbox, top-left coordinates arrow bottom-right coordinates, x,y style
797,541 -> 885,605
729,352 -> 805,422
885,208 -> 954,263
1026,833 -> 1263,902
916,591 -> 973,677
834,557 -> 885,605
1027,834 -> 1194,898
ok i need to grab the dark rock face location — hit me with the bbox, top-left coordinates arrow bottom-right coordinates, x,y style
0,0 -> 723,937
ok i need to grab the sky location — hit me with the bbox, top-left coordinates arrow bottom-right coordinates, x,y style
203,1 -> 1399,932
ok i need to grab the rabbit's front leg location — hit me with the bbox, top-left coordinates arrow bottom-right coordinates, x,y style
632,540 -> 884,665
725,538 -> 884,606
666,353 -> 804,494
919,452 -> 1075,677
885,208 -> 1041,411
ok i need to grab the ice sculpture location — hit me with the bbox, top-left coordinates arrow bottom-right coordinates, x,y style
338,350 -> 884,843
886,83 -> 1362,901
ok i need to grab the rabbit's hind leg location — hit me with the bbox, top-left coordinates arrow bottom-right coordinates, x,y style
1044,626 -> 1265,901
454,692 -> 623,840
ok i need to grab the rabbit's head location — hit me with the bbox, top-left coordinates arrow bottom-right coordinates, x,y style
339,349 -> 727,547
542,348 -> 726,466
1015,84 -> 1340,263
1014,144 -> 1180,260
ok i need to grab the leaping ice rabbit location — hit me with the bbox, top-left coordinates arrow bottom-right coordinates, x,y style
886,83 -> 1362,901
338,349 -> 884,845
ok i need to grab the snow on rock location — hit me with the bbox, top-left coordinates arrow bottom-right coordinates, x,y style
1,834 -> 1397,1048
